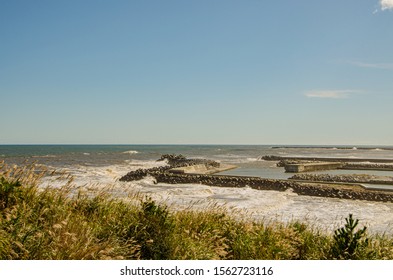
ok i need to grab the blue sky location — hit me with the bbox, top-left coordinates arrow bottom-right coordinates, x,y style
1,0 -> 392,145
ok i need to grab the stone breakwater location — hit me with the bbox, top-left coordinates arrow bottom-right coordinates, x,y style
151,172 -> 393,202
342,163 -> 393,171
274,158 -> 393,171
157,154 -> 220,168
119,154 -> 220,181
290,174 -> 393,186
119,155 -> 393,203
263,155 -> 393,164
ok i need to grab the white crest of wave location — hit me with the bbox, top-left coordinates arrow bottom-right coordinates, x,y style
123,150 -> 139,155
32,154 -> 57,158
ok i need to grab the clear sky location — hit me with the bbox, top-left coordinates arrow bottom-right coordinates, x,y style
1,0 -> 392,145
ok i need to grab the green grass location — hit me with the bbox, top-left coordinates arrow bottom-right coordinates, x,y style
1,163 -> 393,260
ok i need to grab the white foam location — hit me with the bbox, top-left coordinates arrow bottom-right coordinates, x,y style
38,161 -> 393,235
40,159 -> 168,187
215,154 -> 260,164
32,155 -> 57,158
122,150 -> 139,155
117,179 -> 393,234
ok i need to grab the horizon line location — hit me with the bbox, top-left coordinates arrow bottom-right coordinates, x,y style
1,143 -> 392,147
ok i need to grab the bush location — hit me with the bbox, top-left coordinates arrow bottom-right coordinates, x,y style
0,177 -> 22,210
331,214 -> 369,259
131,198 -> 175,259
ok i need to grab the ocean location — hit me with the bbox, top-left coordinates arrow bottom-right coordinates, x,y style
2,144 -> 393,235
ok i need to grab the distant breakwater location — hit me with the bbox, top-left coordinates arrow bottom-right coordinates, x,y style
262,155 -> 393,163
265,156 -> 393,171
290,174 -> 393,186
271,146 -> 393,151
119,155 -> 393,203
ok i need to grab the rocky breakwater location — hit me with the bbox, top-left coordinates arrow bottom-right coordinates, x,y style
119,154 -> 220,181
153,172 -> 393,202
157,154 -> 220,168
341,162 -> 393,171
290,174 -> 393,186
272,157 -> 393,172
152,172 -> 294,191
263,155 -> 393,164
276,159 -> 318,167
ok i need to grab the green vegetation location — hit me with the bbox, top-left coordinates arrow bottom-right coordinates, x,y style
331,214 -> 370,259
1,164 -> 393,260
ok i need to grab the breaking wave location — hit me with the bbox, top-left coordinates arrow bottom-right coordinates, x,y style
123,150 -> 139,155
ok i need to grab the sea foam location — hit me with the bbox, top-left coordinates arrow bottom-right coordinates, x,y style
123,150 -> 139,155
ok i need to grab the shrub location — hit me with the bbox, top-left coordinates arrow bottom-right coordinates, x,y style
331,214 -> 369,259
0,177 -> 22,210
131,198 -> 175,259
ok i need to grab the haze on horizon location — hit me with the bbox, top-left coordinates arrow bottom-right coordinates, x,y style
1,1 -> 392,145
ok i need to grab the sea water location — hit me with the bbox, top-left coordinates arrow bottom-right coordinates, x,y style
2,144 -> 393,235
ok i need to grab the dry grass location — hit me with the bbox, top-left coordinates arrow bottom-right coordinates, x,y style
1,162 -> 393,260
